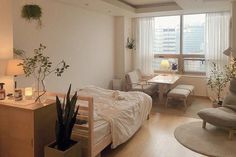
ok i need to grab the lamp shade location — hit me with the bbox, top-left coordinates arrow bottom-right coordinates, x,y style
223,47 -> 232,56
160,59 -> 170,71
6,59 -> 24,76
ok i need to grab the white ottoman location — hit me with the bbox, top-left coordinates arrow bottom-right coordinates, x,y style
166,88 -> 191,109
175,84 -> 195,95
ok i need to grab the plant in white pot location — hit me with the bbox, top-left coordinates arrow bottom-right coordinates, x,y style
207,62 -> 230,107
45,85 -> 85,157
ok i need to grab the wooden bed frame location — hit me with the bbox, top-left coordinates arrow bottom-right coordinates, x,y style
47,92 -> 111,157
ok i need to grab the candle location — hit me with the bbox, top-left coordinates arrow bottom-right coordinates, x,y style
25,87 -> 33,100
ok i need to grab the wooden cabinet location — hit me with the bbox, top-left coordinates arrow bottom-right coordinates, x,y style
0,100 -> 56,157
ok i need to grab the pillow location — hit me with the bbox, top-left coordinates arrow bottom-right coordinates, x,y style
223,104 -> 236,112
230,79 -> 236,94
128,71 -> 139,84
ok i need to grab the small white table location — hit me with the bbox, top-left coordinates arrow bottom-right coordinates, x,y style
148,74 -> 181,102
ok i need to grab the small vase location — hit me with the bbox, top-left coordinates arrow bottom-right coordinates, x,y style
34,90 -> 47,103
34,79 -> 47,103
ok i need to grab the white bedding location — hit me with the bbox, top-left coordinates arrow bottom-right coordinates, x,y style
78,86 -> 152,148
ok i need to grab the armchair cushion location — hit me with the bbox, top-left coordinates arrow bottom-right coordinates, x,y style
223,93 -> 236,112
167,88 -> 190,99
175,84 -> 194,93
131,84 -> 157,96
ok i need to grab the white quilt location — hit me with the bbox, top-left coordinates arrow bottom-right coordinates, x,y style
79,86 -> 152,148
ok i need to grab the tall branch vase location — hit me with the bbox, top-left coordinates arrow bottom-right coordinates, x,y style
34,79 -> 47,103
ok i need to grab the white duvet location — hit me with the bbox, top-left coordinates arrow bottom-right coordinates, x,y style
78,86 -> 152,148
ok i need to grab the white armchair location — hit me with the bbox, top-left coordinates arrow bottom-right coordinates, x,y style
125,69 -> 158,96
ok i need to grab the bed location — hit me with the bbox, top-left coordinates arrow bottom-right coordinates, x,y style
50,86 -> 152,157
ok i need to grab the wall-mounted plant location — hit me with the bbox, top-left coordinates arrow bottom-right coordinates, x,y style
21,4 -> 42,27
126,37 -> 135,50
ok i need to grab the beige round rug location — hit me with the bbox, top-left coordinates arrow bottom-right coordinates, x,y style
174,121 -> 236,157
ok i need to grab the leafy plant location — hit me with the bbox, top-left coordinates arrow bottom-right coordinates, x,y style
171,63 -> 178,71
207,62 -> 230,105
55,85 -> 86,151
15,44 -> 69,102
21,4 -> 42,27
126,37 -> 135,50
225,57 -> 236,79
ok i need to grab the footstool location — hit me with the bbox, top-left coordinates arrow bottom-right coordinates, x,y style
175,84 -> 195,95
166,88 -> 191,109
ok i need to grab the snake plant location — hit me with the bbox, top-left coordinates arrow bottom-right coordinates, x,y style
55,85 -> 80,151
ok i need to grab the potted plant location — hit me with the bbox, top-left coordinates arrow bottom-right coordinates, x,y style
225,57 -> 236,93
14,44 -> 69,103
207,62 -> 230,107
22,4 -> 42,27
126,37 -> 135,50
45,85 -> 84,157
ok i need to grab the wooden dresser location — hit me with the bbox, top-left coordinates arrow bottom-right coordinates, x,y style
0,99 -> 56,157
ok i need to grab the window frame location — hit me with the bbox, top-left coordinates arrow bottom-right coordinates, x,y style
153,14 -> 206,75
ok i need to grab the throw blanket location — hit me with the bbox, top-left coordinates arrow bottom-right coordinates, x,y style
79,86 -> 152,148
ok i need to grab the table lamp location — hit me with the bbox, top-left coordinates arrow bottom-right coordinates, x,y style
223,47 -> 232,56
6,59 -> 24,89
160,59 -> 170,71
6,59 -> 24,101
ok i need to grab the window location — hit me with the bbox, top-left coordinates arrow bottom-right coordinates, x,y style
153,14 -> 206,75
183,14 -> 205,55
154,16 -> 180,54
184,59 -> 206,73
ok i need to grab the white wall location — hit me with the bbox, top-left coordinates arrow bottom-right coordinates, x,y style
114,16 -> 133,78
12,0 -> 115,92
114,16 -> 133,90
177,75 -> 208,97
114,16 -> 125,79
0,0 -> 14,93
124,17 -> 133,73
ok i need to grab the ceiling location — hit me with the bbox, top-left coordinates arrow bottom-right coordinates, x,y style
54,0 -> 231,17
120,0 -> 174,6
106,0 -> 231,16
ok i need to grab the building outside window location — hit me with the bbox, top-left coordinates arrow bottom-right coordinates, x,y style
153,14 -> 206,75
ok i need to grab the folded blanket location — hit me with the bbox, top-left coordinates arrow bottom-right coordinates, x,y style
78,86 -> 152,148
112,90 -> 125,100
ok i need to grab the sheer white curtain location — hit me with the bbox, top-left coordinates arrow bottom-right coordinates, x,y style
205,12 -> 230,75
205,12 -> 230,99
134,17 -> 155,76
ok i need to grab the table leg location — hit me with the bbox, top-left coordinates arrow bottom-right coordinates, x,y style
159,84 -> 164,102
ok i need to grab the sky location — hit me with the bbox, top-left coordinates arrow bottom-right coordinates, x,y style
155,14 -> 205,28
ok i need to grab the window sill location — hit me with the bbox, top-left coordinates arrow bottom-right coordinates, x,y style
180,74 -> 207,78
154,72 -> 207,78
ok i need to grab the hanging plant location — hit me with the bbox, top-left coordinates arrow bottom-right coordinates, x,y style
21,4 -> 42,27
126,37 -> 135,50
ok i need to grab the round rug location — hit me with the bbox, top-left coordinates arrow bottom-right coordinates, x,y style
174,121 -> 236,157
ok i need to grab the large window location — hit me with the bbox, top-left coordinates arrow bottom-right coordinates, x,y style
154,16 -> 180,54
153,14 -> 206,75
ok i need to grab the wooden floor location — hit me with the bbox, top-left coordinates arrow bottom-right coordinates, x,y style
102,98 -> 209,157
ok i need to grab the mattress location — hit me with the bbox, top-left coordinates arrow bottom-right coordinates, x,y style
73,118 -> 110,144
93,119 -> 110,144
